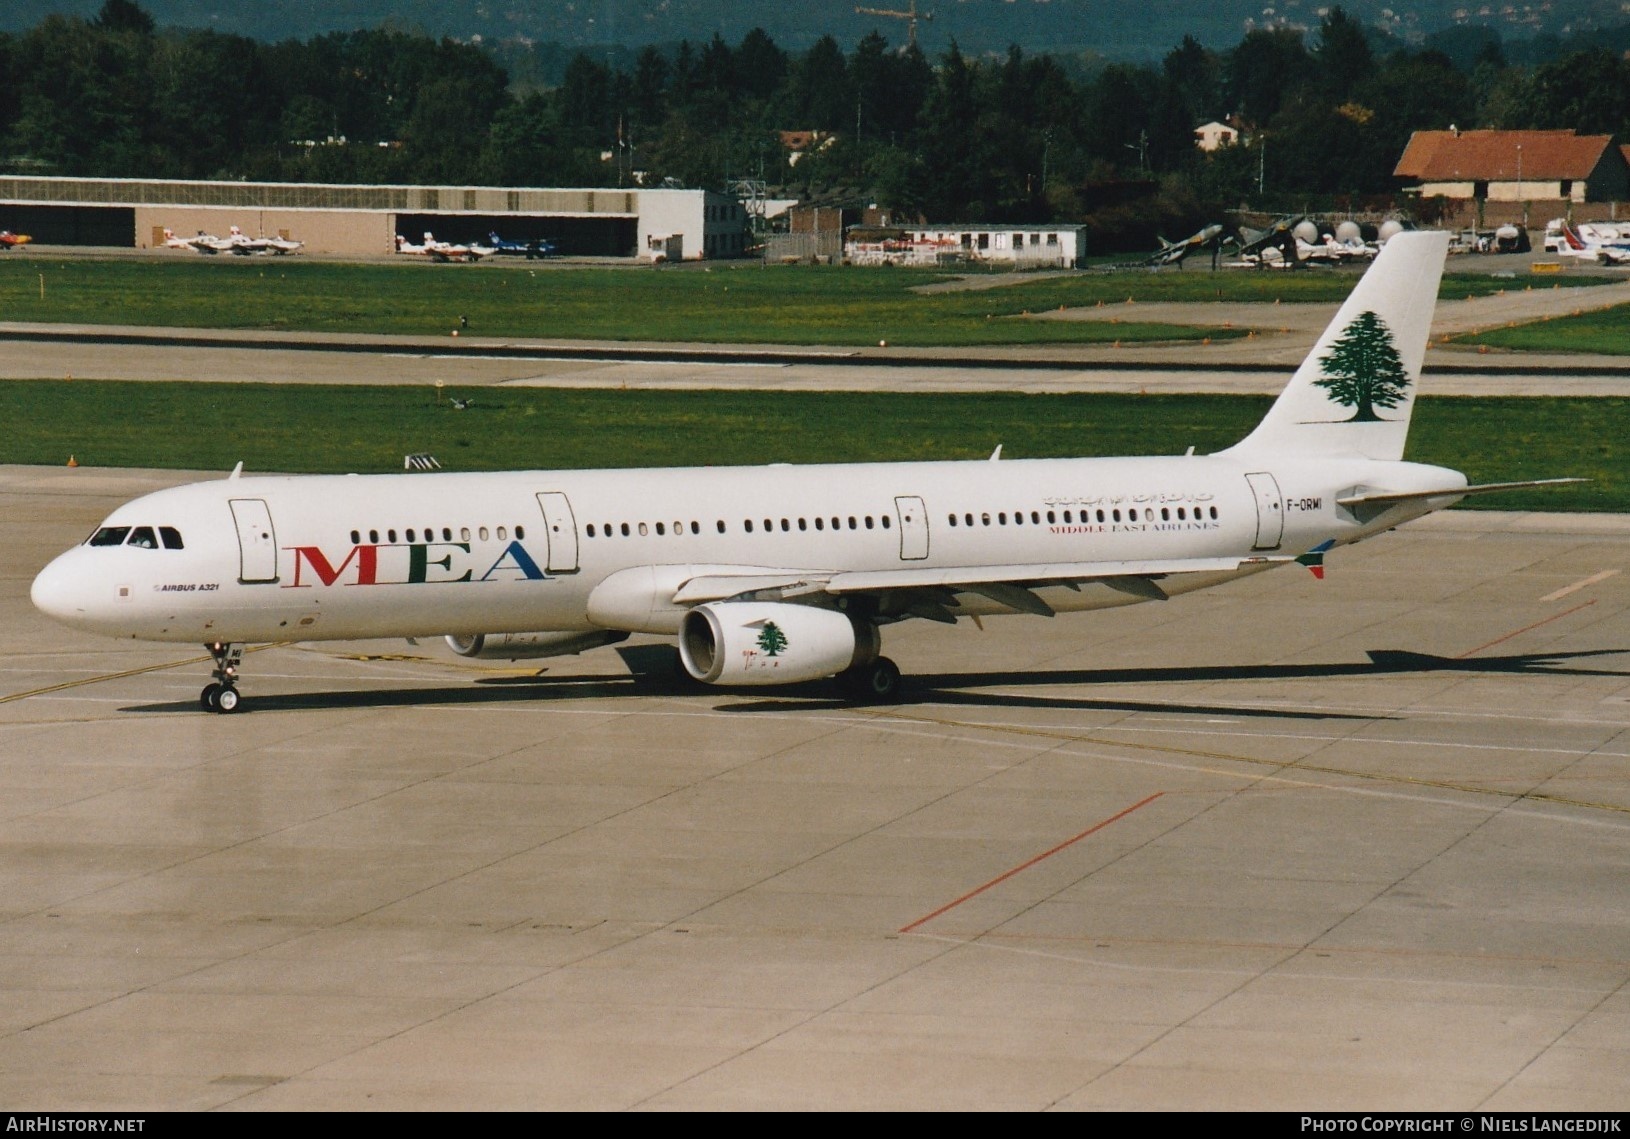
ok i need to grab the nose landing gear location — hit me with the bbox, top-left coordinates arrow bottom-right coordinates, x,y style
200,642 -> 245,713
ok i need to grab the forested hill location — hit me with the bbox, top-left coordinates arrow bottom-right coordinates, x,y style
4,1 -> 1630,255
6,0 -> 1630,57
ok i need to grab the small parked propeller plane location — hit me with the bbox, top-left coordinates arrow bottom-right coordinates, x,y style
32,231 -> 1580,712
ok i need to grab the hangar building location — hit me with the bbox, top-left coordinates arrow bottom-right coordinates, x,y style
0,177 -> 748,260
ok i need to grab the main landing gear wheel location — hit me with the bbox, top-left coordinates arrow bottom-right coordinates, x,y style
201,642 -> 247,714
199,682 -> 242,713
839,656 -> 901,702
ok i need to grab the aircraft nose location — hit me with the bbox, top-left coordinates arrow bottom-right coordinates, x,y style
31,551 -> 98,627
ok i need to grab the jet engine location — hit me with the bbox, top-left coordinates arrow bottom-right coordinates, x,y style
678,602 -> 879,686
444,630 -> 629,660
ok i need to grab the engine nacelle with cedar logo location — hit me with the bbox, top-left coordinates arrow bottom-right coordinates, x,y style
678,602 -> 880,686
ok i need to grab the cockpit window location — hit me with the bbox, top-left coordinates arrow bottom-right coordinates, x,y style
86,525 -> 183,549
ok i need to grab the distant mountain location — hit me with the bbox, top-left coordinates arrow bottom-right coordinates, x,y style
6,0 -> 1629,58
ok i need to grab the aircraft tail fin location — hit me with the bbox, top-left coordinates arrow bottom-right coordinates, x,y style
1220,230 -> 1449,462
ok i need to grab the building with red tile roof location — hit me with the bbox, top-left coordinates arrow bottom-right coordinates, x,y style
1395,129 -> 1628,205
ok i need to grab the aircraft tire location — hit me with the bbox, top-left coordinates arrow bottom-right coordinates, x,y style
200,683 -> 221,711
215,686 -> 241,714
840,656 -> 901,702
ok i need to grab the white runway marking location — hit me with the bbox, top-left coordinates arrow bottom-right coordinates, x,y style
1540,568 -> 1620,601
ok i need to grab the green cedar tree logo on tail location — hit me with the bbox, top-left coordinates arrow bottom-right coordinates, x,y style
1314,309 -> 1411,422
756,621 -> 788,657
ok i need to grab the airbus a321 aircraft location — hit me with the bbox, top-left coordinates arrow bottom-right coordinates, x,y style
32,232 -> 1574,712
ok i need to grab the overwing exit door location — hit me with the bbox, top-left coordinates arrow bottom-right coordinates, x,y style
535,492 -> 580,573
895,496 -> 929,560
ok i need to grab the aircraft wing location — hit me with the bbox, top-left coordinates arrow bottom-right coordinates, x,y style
672,554 -> 1289,615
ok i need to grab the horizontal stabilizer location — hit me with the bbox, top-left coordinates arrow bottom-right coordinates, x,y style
1337,478 -> 1587,508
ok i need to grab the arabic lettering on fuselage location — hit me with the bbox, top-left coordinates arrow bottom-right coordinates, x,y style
1042,491 -> 1216,507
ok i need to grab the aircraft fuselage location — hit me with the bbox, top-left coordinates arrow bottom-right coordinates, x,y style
32,453 -> 1461,645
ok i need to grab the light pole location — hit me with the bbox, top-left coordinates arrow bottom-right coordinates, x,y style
1124,130 -> 1148,178
1516,143 -> 1526,227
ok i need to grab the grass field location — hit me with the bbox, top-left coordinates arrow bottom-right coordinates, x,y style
3,380 -> 1617,513
0,256 -> 1613,347
1457,299 -> 1630,355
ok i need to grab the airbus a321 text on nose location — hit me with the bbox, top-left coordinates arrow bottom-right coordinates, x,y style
32,232 -> 1578,712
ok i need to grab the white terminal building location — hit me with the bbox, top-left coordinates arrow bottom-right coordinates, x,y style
0,176 -> 748,261
846,223 -> 1087,268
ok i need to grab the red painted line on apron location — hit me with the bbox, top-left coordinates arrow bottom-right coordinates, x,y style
899,791 -> 1164,934
1455,599 -> 1596,660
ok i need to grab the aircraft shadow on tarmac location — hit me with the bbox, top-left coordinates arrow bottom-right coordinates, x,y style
718,647 -> 1630,715
119,646 -> 1630,717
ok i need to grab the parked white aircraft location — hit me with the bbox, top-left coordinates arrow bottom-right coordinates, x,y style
1545,219 -> 1630,264
31,232 -> 1578,712
395,232 -> 485,262
165,226 -> 302,256
161,227 -> 219,252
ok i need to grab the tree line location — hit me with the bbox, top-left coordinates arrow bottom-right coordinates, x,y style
3,0 -> 1629,251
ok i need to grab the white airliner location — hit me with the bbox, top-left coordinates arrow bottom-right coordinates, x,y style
31,232 -> 1575,712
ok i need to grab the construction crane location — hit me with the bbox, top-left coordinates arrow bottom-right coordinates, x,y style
854,1 -> 932,46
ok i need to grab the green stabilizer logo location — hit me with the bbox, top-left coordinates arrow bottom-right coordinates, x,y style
1314,310 -> 1410,422
756,622 -> 788,657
